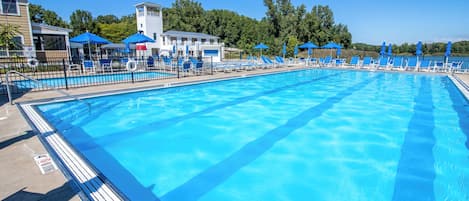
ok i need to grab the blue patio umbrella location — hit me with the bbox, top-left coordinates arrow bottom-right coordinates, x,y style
282,43 -> 287,57
185,45 -> 189,57
321,42 -> 341,49
445,41 -> 452,57
336,47 -> 341,57
322,42 -> 342,56
445,41 -> 452,64
299,42 -> 318,49
122,32 -> 155,44
123,32 -> 155,58
416,41 -> 423,56
172,45 -> 176,57
254,43 -> 269,56
70,32 -> 110,44
299,42 -> 318,57
379,42 -> 386,56
70,31 -> 111,59
387,44 -> 392,57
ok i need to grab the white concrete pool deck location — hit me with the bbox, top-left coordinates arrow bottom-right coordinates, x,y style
1,65 -> 468,200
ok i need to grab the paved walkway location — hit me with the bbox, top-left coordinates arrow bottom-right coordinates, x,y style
0,66 -> 468,200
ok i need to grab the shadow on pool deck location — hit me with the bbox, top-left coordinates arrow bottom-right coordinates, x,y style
0,131 -> 35,150
3,181 -> 78,201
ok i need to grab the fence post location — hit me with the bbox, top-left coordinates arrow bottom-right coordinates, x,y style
211,56 -> 214,75
131,71 -> 135,83
62,58 -> 69,90
177,56 -> 180,79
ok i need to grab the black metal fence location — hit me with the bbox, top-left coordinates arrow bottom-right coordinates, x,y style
0,56 -> 216,95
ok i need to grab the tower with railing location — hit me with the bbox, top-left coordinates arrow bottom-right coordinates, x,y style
135,2 -> 163,56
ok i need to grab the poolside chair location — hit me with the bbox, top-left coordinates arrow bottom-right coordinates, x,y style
405,57 -> 418,71
433,61 -> 444,72
192,58 -> 204,74
377,57 -> 389,69
83,60 -> 96,73
448,61 -> 464,73
417,60 -> 431,72
361,56 -> 372,69
310,58 -> 318,66
349,56 -> 359,68
275,56 -> 286,67
147,56 -> 155,68
182,61 -> 191,73
261,56 -> 274,68
99,59 -> 113,73
321,56 -> 332,67
391,56 -> 404,70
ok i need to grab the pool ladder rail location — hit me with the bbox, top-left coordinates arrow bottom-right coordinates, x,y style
5,70 -> 91,111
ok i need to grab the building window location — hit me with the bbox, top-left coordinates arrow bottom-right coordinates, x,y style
147,6 -> 160,16
137,6 -> 144,16
0,35 -> 22,50
0,35 -> 23,57
34,34 -> 66,51
11,36 -> 22,50
1,0 -> 18,15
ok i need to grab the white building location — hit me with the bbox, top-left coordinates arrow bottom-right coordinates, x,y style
135,2 -> 224,62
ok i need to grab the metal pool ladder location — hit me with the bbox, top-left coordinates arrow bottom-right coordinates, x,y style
5,70 -> 91,110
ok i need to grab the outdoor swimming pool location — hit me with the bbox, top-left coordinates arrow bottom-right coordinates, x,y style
14,71 -> 174,89
34,69 -> 469,200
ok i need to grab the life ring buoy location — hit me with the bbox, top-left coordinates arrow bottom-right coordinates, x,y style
27,58 -> 39,68
126,59 -> 137,71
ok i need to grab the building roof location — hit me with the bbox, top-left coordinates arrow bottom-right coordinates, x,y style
31,23 -> 72,33
162,30 -> 219,39
135,2 -> 161,8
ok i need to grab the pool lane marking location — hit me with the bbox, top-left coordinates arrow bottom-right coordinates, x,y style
74,70 -> 350,149
161,73 -> 384,201
392,77 -> 436,201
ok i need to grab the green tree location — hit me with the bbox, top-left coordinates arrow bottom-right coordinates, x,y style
97,14 -> 136,42
70,10 -> 99,36
163,0 -> 204,32
96,15 -> 119,24
29,4 -> 68,28
0,24 -> 20,50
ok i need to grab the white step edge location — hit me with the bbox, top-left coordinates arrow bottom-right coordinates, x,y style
21,104 -> 123,201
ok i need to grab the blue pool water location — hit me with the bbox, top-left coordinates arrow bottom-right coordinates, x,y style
36,69 -> 469,200
14,71 -> 174,89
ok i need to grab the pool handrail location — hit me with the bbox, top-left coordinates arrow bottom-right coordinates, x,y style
5,70 -> 91,111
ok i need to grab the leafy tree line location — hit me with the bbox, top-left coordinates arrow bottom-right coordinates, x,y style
162,0 -> 352,56
25,2 -> 469,56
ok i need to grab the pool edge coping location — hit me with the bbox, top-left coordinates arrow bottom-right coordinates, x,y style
17,103 -> 127,201
449,75 -> 469,101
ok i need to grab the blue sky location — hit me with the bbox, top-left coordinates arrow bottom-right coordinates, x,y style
30,0 -> 469,45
